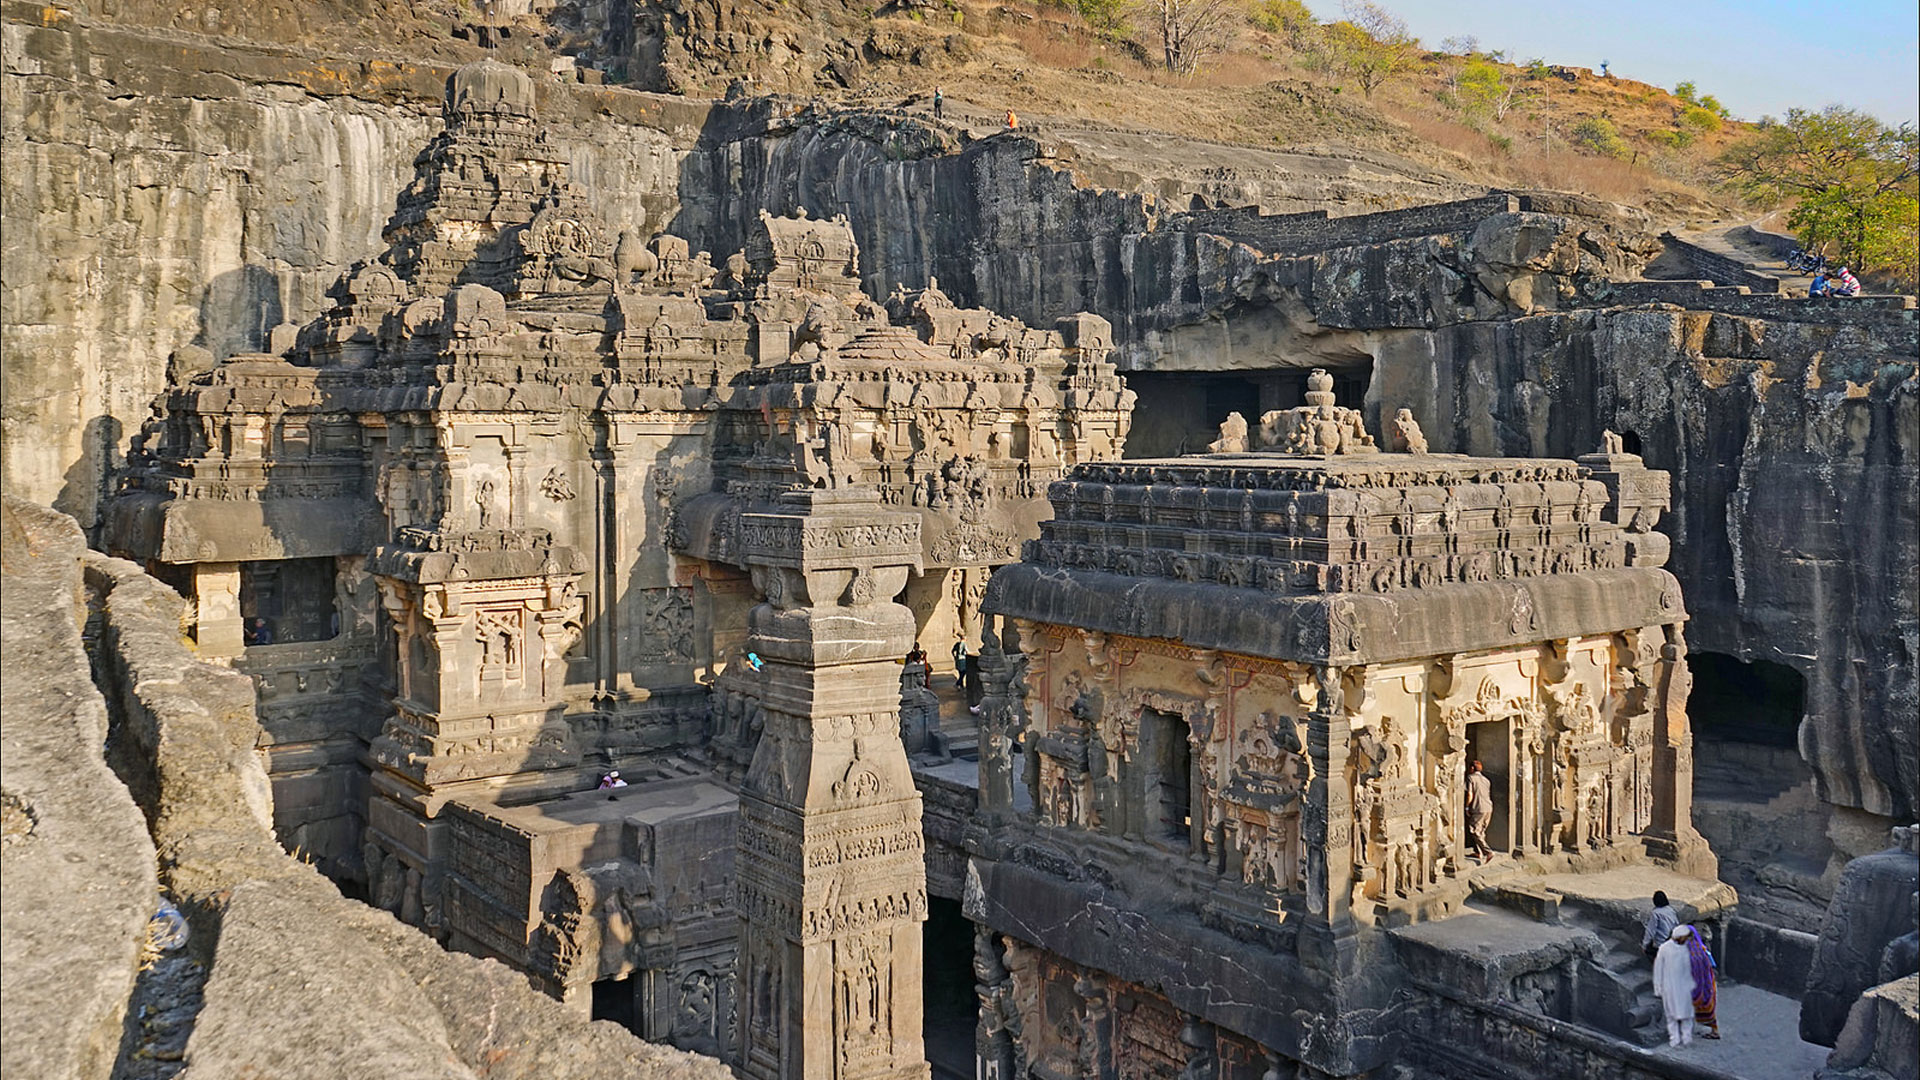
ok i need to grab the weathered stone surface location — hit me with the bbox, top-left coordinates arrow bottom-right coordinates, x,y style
0,496 -> 158,1080
1821,974 -> 1919,1080
1802,831 -> 1920,1046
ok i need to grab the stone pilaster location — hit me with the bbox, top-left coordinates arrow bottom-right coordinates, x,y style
733,488 -> 929,1080
1646,621 -> 1715,875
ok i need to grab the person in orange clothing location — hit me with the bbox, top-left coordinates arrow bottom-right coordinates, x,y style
1005,109 -> 1018,129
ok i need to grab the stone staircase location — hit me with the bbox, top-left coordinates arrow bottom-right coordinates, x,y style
1571,918 -> 1668,1047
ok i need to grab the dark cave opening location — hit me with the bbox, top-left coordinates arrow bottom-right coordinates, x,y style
1688,652 -> 1806,748
1121,366 -> 1372,458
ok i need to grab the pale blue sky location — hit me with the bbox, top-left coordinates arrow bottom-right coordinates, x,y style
1302,0 -> 1919,126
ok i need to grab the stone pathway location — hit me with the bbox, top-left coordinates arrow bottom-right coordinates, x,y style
1647,982 -> 1831,1079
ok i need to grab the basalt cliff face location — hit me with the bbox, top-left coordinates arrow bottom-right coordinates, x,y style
3,1 -> 1915,909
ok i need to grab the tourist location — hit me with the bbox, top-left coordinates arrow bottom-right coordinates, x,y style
244,616 -> 274,646
1654,924 -> 1699,1046
1464,760 -> 1493,861
1809,270 -> 1833,297
933,86 -> 943,119
952,640 -> 968,679
1005,109 -> 1018,130
1830,265 -> 1861,296
1642,890 -> 1679,959
905,642 -> 932,689
1686,923 -> 1722,1039
964,651 -> 983,714
598,770 -> 627,789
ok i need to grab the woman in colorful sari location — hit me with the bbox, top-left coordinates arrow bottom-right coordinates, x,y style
1686,924 -> 1721,1039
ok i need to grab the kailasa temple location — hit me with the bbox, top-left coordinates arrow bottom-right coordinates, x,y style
2,25 -> 1915,1080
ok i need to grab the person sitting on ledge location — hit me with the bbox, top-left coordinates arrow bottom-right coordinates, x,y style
244,616 -> 274,646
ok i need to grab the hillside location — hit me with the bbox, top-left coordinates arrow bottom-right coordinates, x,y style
34,0 -> 1754,227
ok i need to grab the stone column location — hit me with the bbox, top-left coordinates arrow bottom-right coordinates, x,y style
1646,622 -> 1715,875
193,562 -> 244,658
1302,664 -> 1355,962
733,488 -> 929,1080
976,614 -> 1017,818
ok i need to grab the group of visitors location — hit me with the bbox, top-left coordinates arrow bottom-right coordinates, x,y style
1810,265 -> 1861,297
900,639 -> 983,713
1642,890 -> 1722,1047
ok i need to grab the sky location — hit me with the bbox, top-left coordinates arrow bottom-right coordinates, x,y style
1301,0 -> 1920,127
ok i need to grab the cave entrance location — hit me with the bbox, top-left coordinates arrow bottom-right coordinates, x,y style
1687,652 -> 1810,802
1468,719 -> 1512,854
922,896 -> 977,1080
1688,653 -> 1805,748
1121,366 -> 1372,458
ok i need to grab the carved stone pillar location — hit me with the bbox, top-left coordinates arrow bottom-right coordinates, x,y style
1303,664 -> 1355,959
973,930 -> 1016,1080
732,488 -> 929,1080
1646,622 -> 1715,875
192,561 -> 244,658
976,614 -> 1017,817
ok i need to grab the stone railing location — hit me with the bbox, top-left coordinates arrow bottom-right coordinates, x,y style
1655,232 -> 1782,293
57,508 -> 735,1080
1609,279 -> 1919,326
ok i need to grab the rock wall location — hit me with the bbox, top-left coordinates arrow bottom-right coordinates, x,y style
4,2 -> 1914,852
0,496 -> 159,1080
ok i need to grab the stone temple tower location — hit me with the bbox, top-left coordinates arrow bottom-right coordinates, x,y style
729,488 -> 931,1080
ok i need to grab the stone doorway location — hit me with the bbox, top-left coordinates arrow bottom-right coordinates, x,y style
921,897 -> 976,1080
1142,709 -> 1194,850
591,974 -> 637,1031
1468,718 -> 1513,853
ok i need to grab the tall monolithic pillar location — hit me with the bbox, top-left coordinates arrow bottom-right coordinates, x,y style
733,489 -> 930,1080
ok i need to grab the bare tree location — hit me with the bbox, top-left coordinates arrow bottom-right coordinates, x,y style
1147,0 -> 1240,76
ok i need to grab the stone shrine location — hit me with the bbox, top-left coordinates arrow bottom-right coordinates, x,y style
970,382 -> 1721,1077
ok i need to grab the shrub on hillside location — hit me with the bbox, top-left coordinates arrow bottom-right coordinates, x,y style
1570,116 -> 1629,159
1682,106 -> 1721,132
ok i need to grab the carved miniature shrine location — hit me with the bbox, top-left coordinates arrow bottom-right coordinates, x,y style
970,374 -> 1721,1078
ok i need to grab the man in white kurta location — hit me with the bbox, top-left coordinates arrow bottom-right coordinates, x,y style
1652,924 -> 1697,1046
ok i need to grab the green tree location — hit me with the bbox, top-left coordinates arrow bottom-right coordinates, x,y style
1073,0 -> 1131,39
1247,0 -> 1320,54
1718,105 -> 1920,280
1325,0 -> 1419,99
1674,80 -> 1697,104
1570,117 -> 1629,159
1697,94 -> 1728,118
1457,58 -> 1526,121
1682,106 -> 1722,132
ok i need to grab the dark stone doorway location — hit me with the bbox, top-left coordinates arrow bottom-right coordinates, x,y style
922,896 -> 976,1080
